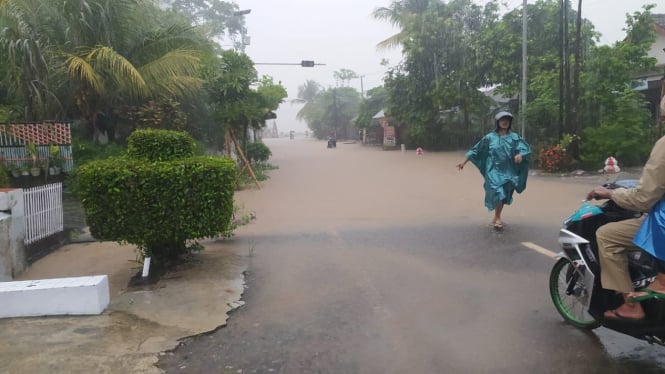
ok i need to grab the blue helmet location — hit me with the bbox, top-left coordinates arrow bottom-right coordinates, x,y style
495,111 -> 513,129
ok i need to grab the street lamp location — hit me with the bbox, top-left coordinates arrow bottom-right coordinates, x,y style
232,9 -> 251,52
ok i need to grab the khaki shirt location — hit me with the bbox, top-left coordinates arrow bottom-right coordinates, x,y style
612,135 -> 665,212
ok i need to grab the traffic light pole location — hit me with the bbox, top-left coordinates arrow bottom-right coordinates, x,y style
254,61 -> 325,67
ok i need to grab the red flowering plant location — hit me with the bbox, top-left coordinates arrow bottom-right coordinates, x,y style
538,134 -> 579,173
538,145 -> 563,172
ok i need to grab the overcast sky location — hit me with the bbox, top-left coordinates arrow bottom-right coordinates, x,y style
235,0 -> 665,133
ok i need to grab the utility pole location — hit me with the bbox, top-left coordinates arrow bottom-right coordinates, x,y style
360,75 -> 365,98
333,87 -> 338,138
520,0 -> 527,139
254,61 -> 326,67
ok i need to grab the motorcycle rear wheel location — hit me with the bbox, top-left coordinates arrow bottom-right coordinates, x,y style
549,258 -> 601,329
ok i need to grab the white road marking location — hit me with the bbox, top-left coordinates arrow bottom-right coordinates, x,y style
521,241 -> 557,259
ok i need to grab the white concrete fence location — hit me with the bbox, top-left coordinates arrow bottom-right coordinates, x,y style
24,183 -> 63,245
0,184 -> 108,318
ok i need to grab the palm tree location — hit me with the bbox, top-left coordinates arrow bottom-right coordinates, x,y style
0,0 -> 208,139
372,0 -> 432,50
0,0 -> 59,120
292,79 -> 323,122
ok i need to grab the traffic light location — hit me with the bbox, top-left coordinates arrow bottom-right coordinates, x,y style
301,60 -> 315,67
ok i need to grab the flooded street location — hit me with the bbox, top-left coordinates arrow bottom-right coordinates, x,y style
158,137 -> 665,373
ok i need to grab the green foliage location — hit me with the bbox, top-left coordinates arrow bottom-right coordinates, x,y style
77,155 -> 237,264
71,138 -> 127,168
205,51 -> 286,149
245,142 -> 272,163
355,87 -> 388,129
383,0 -> 494,149
165,0 -> 243,40
538,134 -> 580,172
580,89 -> 653,168
208,50 -> 257,127
308,86 -> 361,139
77,129 -> 236,265
254,76 -> 288,123
121,100 -> 188,132
127,129 -> 195,162
237,162 -> 277,185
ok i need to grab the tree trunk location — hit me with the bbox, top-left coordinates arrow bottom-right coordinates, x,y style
558,0 -> 566,141
564,0 -> 572,138
569,0 -> 583,160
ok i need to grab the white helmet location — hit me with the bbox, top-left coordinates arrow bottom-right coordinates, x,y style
495,111 -> 513,129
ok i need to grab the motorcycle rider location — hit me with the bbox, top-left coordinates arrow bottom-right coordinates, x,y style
587,134 -> 665,320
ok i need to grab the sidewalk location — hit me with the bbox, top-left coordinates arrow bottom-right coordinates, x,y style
0,238 -> 248,373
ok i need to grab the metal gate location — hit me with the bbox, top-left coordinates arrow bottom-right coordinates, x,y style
23,183 -> 63,244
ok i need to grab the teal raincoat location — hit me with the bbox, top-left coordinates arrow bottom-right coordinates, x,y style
466,131 -> 531,211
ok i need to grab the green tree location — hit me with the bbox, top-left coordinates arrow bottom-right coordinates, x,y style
581,89 -> 652,168
161,0 -> 244,40
309,87 -> 361,139
576,5 -> 657,167
355,87 -> 389,130
372,0 -> 433,50
0,0 -> 210,142
206,50 -> 286,151
384,0 -> 497,149
333,69 -> 359,87
293,80 -> 323,124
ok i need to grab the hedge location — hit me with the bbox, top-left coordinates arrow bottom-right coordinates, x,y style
78,156 -> 236,262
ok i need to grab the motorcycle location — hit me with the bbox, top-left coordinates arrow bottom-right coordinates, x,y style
327,137 -> 336,148
549,179 -> 665,346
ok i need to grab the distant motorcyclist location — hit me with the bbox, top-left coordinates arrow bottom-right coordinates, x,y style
327,133 -> 336,148
587,135 -> 665,320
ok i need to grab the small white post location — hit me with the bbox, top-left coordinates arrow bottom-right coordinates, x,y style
142,257 -> 151,277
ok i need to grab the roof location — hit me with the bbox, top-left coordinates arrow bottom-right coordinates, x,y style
372,110 -> 385,119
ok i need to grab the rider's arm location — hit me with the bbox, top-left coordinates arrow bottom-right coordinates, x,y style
612,136 -> 665,212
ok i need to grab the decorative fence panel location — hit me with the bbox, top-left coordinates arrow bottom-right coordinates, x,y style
0,122 -> 73,172
23,183 -> 64,245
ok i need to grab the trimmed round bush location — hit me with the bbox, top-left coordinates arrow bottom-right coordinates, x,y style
245,142 -> 272,163
77,129 -> 236,265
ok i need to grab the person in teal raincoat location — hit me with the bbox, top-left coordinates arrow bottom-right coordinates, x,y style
457,112 -> 531,229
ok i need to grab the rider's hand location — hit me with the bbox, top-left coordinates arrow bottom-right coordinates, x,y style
514,154 -> 523,164
586,186 -> 613,201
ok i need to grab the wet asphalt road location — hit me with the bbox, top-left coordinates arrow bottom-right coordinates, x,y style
158,138 -> 665,373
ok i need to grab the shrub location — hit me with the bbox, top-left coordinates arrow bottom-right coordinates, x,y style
245,142 -> 272,163
538,145 -> 563,173
537,134 -> 579,173
580,89 -> 652,168
71,138 -> 126,167
127,128 -> 195,162
77,130 -> 236,266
